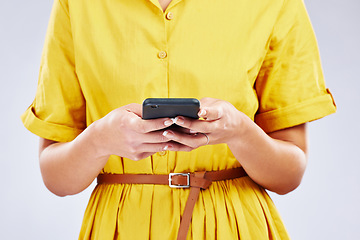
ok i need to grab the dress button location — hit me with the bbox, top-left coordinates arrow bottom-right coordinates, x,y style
158,151 -> 167,156
166,12 -> 174,20
158,51 -> 167,59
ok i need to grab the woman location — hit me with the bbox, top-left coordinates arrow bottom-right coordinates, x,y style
22,0 -> 336,239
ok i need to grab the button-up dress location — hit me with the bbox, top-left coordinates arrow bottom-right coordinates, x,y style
22,0 -> 336,239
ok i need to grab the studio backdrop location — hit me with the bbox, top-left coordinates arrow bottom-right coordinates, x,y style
0,0 -> 359,239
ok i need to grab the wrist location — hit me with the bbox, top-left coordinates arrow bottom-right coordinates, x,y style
75,120 -> 112,160
226,111 -> 252,148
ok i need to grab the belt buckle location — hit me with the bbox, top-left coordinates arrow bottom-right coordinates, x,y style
168,173 -> 190,188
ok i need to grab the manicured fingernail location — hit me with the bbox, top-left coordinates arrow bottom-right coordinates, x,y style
163,145 -> 172,151
175,116 -> 184,125
163,130 -> 174,138
190,130 -> 197,134
164,120 -> 173,126
199,109 -> 206,116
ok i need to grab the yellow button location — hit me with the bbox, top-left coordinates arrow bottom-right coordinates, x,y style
158,151 -> 167,156
158,51 -> 167,59
166,12 -> 174,20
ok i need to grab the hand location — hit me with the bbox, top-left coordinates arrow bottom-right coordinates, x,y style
93,103 -> 194,160
162,98 -> 247,150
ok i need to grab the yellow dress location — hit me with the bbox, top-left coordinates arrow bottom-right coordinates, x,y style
21,0 -> 336,239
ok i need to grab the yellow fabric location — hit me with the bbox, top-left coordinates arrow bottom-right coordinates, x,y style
21,0 -> 336,239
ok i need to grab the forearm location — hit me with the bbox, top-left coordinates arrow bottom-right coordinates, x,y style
162,98 -> 307,195
38,104 -> 178,197
39,122 -> 109,197
227,117 -> 307,195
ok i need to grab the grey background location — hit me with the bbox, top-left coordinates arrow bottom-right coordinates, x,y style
0,0 -> 359,239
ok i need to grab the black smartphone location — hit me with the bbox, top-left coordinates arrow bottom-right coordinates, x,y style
142,98 -> 200,119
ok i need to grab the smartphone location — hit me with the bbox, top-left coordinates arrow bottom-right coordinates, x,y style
142,98 -> 200,119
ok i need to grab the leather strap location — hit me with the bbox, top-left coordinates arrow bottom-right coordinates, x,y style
176,171 -> 206,240
97,167 -> 247,240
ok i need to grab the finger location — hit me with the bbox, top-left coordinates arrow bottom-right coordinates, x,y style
165,143 -> 195,152
124,103 -> 142,117
162,130 -> 209,148
133,152 -> 157,161
139,130 -> 173,144
140,142 -> 194,153
166,125 -> 193,134
128,115 -> 174,133
200,133 -> 210,145
173,116 -> 214,134
198,106 -> 222,121
198,98 -> 223,120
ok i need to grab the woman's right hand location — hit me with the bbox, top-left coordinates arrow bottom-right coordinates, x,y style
92,103 -> 193,161
38,103 -> 194,196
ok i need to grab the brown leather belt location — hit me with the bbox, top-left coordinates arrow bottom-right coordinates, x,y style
97,167 -> 247,240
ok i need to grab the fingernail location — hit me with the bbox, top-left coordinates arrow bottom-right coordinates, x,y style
164,119 -> 173,126
190,130 -> 197,134
175,116 -> 184,125
171,118 -> 177,124
163,144 -> 172,151
199,109 -> 206,116
163,130 -> 174,138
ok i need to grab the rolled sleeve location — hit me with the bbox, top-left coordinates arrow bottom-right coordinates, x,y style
21,0 -> 86,142
254,0 -> 336,132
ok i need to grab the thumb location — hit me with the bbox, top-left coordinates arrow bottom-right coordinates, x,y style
124,103 -> 142,117
198,107 -> 222,121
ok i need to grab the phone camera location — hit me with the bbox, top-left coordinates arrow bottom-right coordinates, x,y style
151,105 -> 159,108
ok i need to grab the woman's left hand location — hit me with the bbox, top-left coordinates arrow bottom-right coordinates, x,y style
162,97 -> 308,195
162,98 -> 246,150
